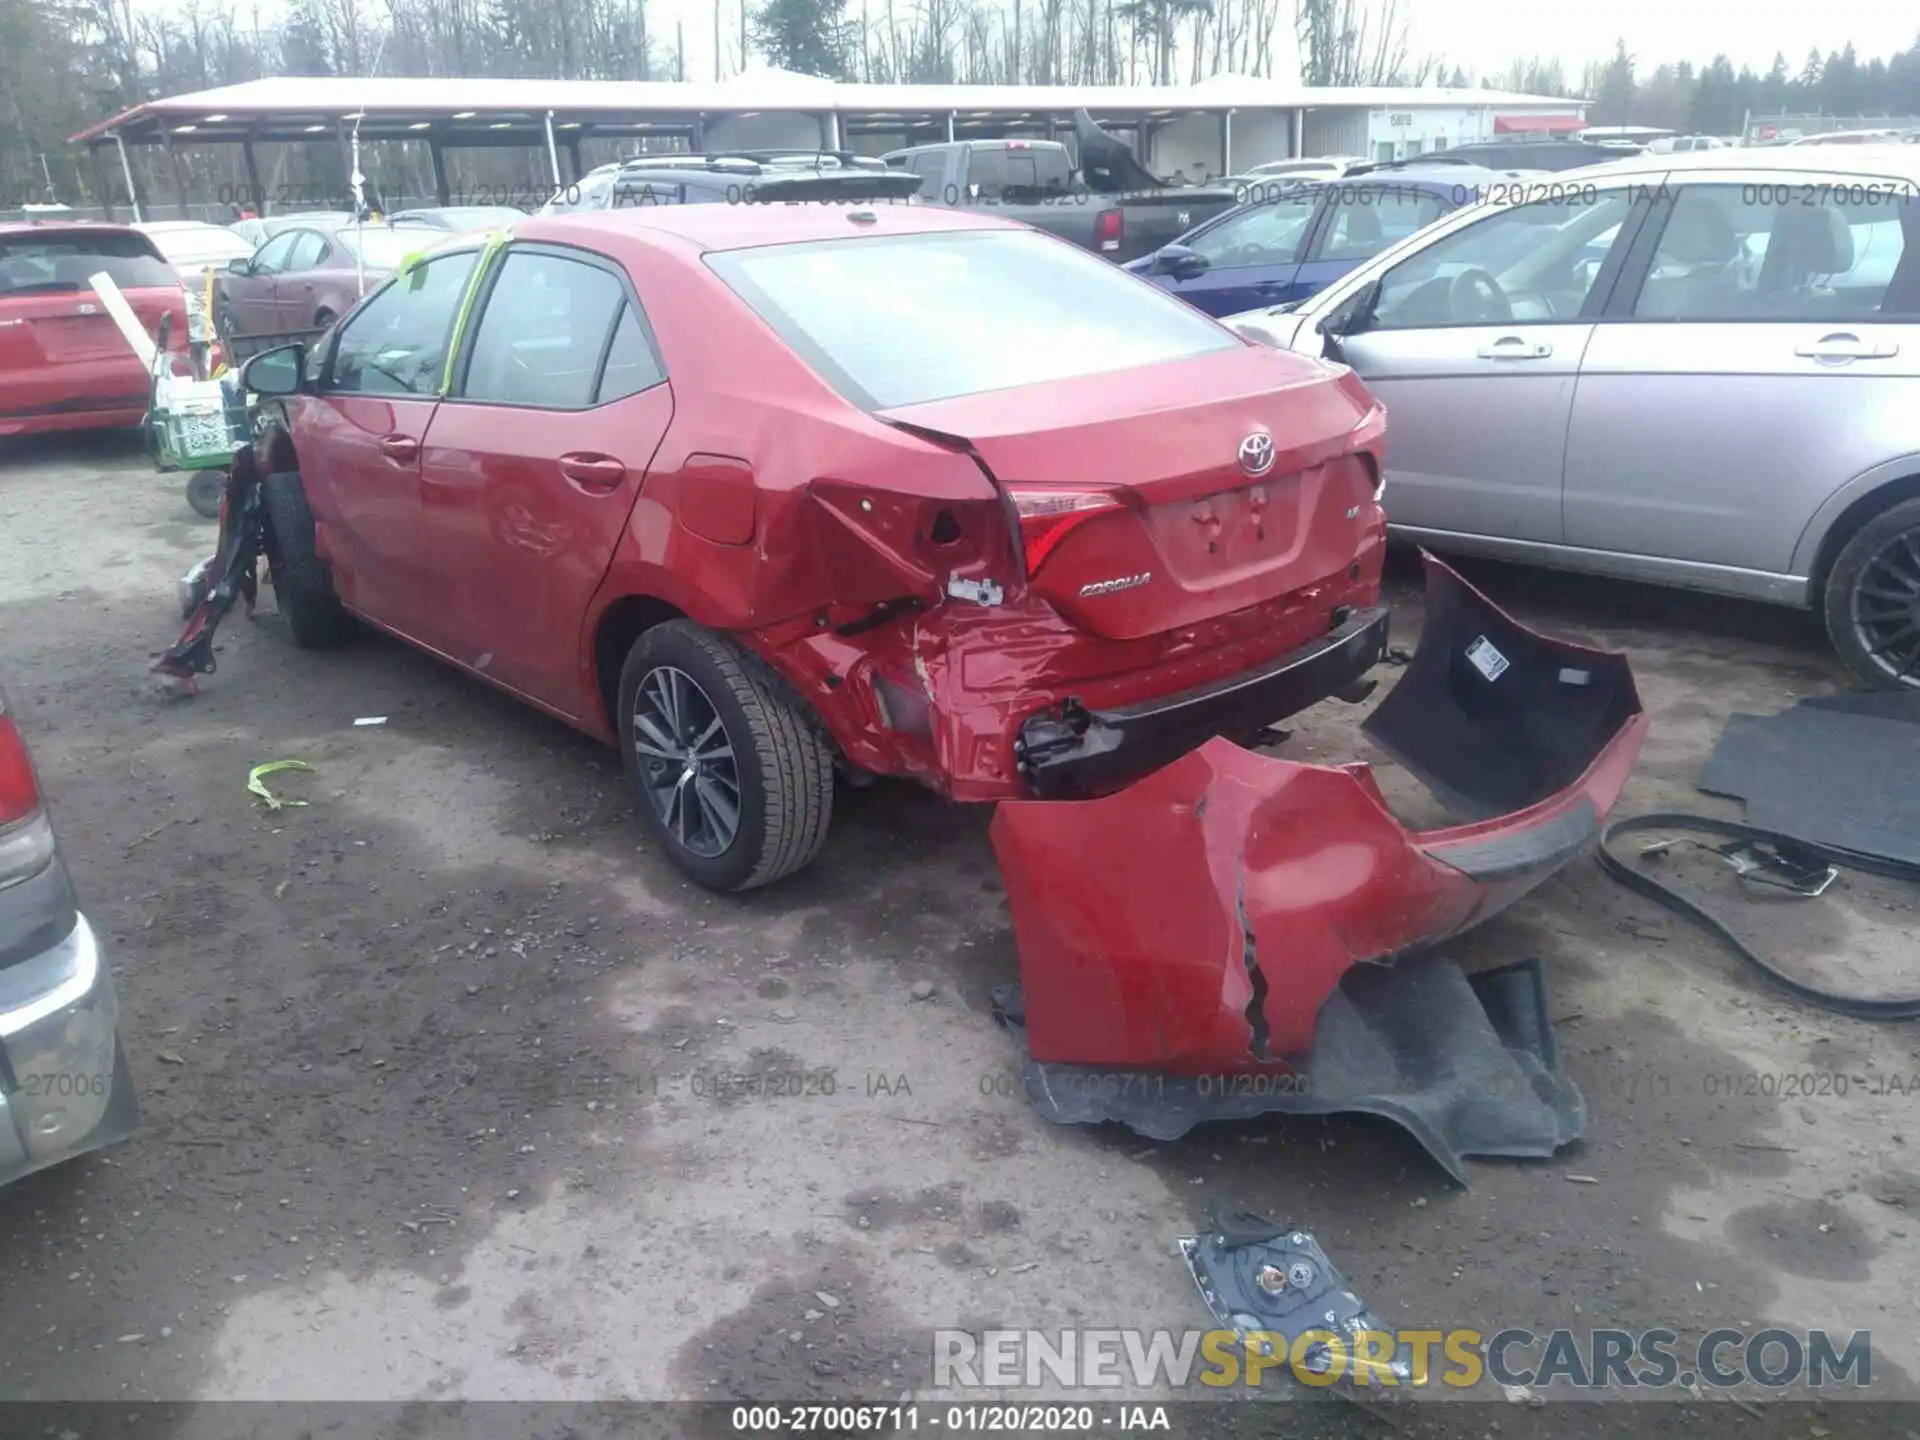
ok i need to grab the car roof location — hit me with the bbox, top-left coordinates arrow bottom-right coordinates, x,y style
517,201 -> 1020,252
137,220 -> 229,231
1575,143 -> 1920,184
1332,164 -> 1510,188
0,219 -> 141,239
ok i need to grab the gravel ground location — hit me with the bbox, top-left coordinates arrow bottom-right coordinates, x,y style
1,432 -> 1917,1439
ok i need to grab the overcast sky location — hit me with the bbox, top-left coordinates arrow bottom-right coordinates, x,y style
1395,0 -> 1916,79
631,0 -> 1916,90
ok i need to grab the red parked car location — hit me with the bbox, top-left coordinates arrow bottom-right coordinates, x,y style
0,222 -> 184,438
236,205 -> 1393,890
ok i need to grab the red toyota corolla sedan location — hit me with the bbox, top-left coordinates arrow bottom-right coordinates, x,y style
237,204 -> 1392,890
0,222 -> 185,438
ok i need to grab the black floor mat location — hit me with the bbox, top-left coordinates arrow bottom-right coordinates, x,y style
992,954 -> 1586,1187
1699,695 -> 1920,867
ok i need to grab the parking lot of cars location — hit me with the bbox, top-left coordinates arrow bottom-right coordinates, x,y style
1,126 -> 1918,1423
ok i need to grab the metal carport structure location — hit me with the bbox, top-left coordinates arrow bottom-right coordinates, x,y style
69,73 -> 1587,220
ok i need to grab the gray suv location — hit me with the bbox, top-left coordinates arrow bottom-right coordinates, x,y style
1228,145 -> 1920,689
0,689 -> 136,1187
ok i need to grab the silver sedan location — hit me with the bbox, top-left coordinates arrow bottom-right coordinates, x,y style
1224,146 -> 1920,689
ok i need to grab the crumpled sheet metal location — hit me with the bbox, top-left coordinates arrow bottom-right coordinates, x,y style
989,553 -> 1647,1073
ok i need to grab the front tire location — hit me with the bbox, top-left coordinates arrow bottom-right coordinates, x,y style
185,470 -> 224,519
259,470 -> 355,648
617,621 -> 833,892
1824,497 -> 1920,690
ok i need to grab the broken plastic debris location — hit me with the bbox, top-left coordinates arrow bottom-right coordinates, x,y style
1181,1203 -> 1412,1388
248,760 -> 316,811
353,717 -> 388,727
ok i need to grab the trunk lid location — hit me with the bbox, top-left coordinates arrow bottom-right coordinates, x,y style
878,344 -> 1384,640
0,288 -> 179,363
1,228 -> 184,408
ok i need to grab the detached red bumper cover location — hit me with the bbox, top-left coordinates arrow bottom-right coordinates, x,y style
989,556 -> 1648,1181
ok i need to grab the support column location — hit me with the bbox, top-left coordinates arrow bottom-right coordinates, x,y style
241,133 -> 265,213
945,110 -> 956,142
163,133 -> 191,218
1291,107 -> 1305,158
113,132 -> 143,221
1221,109 -> 1233,176
564,134 -> 585,182
543,110 -> 562,186
90,143 -> 118,221
692,112 -> 706,152
429,133 -> 451,205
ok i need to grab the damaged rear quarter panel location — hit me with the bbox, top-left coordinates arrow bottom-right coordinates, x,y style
574,227 -> 1014,737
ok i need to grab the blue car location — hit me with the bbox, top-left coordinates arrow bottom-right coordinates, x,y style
1125,165 -> 1517,316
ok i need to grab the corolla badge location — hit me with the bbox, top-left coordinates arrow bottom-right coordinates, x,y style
1238,430 -> 1276,477
1079,572 -> 1153,597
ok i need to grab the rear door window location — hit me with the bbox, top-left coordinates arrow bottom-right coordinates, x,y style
1631,184 -> 1917,320
595,303 -> 667,402
1312,187 -> 1449,262
325,250 -> 480,395
285,230 -> 329,271
0,230 -> 175,294
458,250 -> 630,408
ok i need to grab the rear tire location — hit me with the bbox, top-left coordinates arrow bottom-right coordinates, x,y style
259,470 -> 355,649
617,620 -> 833,892
1824,496 -> 1920,690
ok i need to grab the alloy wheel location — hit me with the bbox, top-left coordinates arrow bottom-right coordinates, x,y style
1851,526 -> 1920,687
631,665 -> 742,857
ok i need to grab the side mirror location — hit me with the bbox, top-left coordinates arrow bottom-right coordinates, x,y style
227,257 -> 252,276
241,342 -> 307,397
1317,278 -> 1382,339
1156,243 -> 1208,280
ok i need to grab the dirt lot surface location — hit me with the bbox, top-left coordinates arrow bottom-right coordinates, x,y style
2,434 -> 1918,1439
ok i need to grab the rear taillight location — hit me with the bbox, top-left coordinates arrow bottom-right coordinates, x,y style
1094,208 -> 1123,254
0,705 -> 54,888
0,709 -> 38,825
1007,485 -> 1126,576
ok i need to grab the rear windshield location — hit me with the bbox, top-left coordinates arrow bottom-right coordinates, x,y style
145,227 -> 253,267
335,228 -> 432,269
0,231 -> 175,295
707,228 -> 1240,409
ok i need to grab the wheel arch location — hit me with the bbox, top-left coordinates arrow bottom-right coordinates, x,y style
591,594 -> 687,735
1803,466 -> 1920,600
258,423 -> 299,478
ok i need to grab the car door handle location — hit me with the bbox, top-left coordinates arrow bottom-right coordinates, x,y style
378,434 -> 419,464
1796,333 -> 1898,361
1476,337 -> 1552,360
559,453 -> 626,491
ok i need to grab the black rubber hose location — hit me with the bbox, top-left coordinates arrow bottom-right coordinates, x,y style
1597,811 -> 1920,1021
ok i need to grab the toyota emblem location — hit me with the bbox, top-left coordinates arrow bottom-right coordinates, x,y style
1238,431 -> 1276,477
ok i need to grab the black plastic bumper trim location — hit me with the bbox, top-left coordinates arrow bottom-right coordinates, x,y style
1016,606 -> 1391,797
